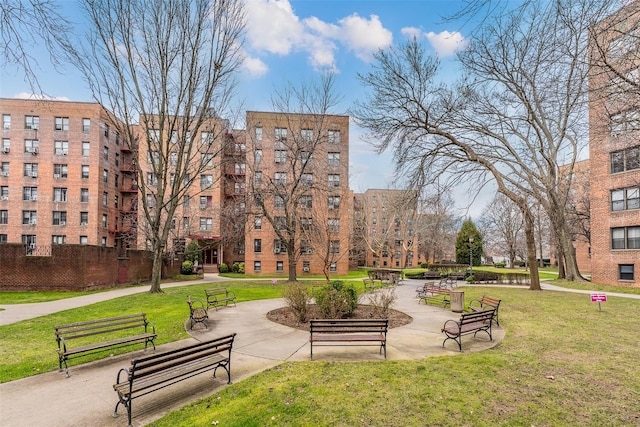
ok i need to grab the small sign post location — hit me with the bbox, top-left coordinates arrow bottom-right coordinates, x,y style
591,293 -> 607,311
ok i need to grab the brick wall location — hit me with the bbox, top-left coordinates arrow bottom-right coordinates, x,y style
0,244 -> 179,291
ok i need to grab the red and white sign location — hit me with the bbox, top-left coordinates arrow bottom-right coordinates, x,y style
591,293 -> 607,302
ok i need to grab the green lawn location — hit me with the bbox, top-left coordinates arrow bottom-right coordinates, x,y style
150,287 -> 640,427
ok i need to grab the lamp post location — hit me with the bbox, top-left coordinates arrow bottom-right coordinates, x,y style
468,237 -> 474,275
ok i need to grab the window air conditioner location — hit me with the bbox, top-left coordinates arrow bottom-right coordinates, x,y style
30,172 -> 38,178
303,266 -> 310,272
60,221 -> 66,226
29,220 -> 37,225
1,147 -> 8,153
80,222 -> 88,226
30,196 -> 37,201
1,172 -> 8,177
0,195 -> 7,200
274,248 -> 281,254
53,174 -> 60,179
31,148 -> 38,155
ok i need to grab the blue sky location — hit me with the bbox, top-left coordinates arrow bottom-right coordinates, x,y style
0,0 -> 490,217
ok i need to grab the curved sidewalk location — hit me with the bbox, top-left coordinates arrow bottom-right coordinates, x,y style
0,279 -> 504,427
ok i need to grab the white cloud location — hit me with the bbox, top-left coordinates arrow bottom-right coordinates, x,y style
336,14 -> 392,61
242,55 -> 269,77
425,30 -> 469,57
400,26 -> 423,40
14,92 -> 70,101
244,1 -> 393,73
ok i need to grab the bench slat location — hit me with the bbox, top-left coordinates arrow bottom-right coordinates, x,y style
60,333 -> 156,356
309,319 -> 388,360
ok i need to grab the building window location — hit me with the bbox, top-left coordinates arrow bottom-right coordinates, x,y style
81,165 -> 89,179
619,264 -> 635,281
103,146 -> 109,161
54,141 -> 69,155
0,234 -> 7,243
199,217 -> 212,231
274,150 -> 287,164
23,187 -> 37,201
301,129 -> 313,142
274,239 -> 287,254
200,174 -> 213,189
23,163 -> 37,177
101,236 -> 107,246
25,115 -> 39,130
611,145 -> 640,173
0,210 -> 7,224
22,210 -> 37,225
276,261 -> 284,272
254,171 -> 263,185
0,186 -> 7,199
52,235 -> 66,244
24,139 -> 39,154
328,218 -> 339,233
102,214 -> 108,229
254,261 -> 261,272
274,195 -> 285,209
53,188 -> 68,202
254,239 -> 262,253
199,195 -> 212,209
183,217 -> 190,230
234,163 -> 246,174
103,192 -> 108,206
328,152 -> 340,167
300,240 -> 311,254
22,235 -> 36,252
330,263 -> 337,273
201,131 -> 213,145
254,216 -> 262,230
328,130 -> 340,144
1,138 -> 9,152
103,169 -> 108,183
612,226 -> 640,249
254,149 -> 263,164
300,217 -> 313,231
80,236 -> 88,244
2,114 -> 10,129
54,117 -> 69,131
328,196 -> 341,210
300,195 -> 313,209
82,118 -> 90,132
274,172 -> 287,186
201,153 -> 214,167
301,173 -> 313,186
328,174 -> 340,188
54,164 -> 68,179
80,212 -> 88,226
82,142 -> 90,156
330,240 -> 340,253
275,127 -> 287,142
274,216 -> 287,230
611,187 -> 640,211
300,151 -> 312,165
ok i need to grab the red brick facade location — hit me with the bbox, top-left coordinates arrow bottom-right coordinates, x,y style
588,3 -> 640,286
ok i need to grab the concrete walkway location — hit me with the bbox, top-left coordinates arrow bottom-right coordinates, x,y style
2,276 -> 636,427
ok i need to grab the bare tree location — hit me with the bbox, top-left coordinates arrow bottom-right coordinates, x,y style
479,193 -> 524,268
416,191 -> 459,263
77,0 -> 245,292
245,74 -> 346,281
352,0 -> 615,289
1,0 -> 74,94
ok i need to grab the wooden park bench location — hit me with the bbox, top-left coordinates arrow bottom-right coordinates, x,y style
205,287 -> 237,310
417,284 -> 450,307
113,333 -> 236,427
55,313 -> 156,377
441,309 -> 495,352
309,319 -> 388,360
187,296 -> 209,330
423,271 -> 441,280
469,295 -> 502,325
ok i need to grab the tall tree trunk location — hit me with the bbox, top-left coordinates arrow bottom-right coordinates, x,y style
287,237 -> 297,282
149,245 -> 164,293
523,209 -> 541,291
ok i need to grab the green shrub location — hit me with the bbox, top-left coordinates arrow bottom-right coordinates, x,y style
232,262 -> 241,273
419,262 -> 429,269
404,271 -> 425,279
237,262 -> 245,274
218,263 -> 229,273
184,241 -> 203,264
315,281 -> 358,319
282,282 -> 310,322
180,260 -> 194,275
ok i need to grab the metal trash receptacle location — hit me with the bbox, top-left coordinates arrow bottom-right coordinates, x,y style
450,290 -> 464,313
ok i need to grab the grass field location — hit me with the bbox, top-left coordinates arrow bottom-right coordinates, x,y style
1,276 -> 639,425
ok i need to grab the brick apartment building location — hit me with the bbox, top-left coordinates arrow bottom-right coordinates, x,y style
0,98 -> 122,250
588,2 -> 640,286
352,189 -> 419,269
243,111 -> 351,276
